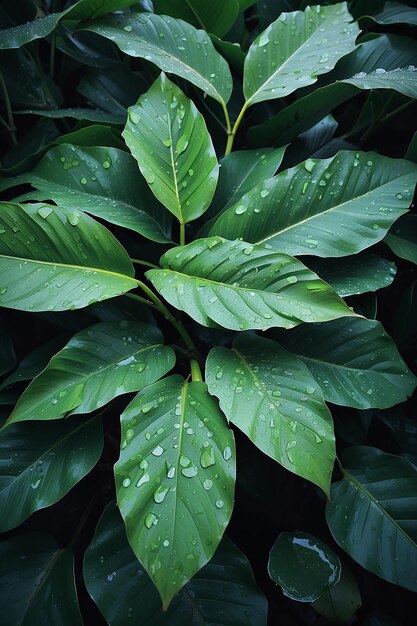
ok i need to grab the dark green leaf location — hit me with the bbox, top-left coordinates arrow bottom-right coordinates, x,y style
311,560 -> 362,624
15,107 -> 125,124
146,237 -> 354,331
0,326 -> 16,378
115,375 -> 235,608
152,0 -> 240,37
367,2 -> 417,26
326,446 -> 417,592
6,321 -> 175,425
384,214 -> 417,265
206,334 -> 335,494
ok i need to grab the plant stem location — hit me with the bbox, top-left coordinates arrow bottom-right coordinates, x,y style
131,258 -> 159,269
221,101 -> 232,138
0,70 -> 17,146
190,358 -> 203,382
225,101 -> 249,155
179,221 -> 186,246
125,292 -> 160,314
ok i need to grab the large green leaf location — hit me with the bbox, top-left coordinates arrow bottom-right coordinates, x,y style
123,74 -> 218,224
206,334 -> 335,494
115,375 -> 235,609
0,326 -> 16,377
243,2 -> 359,106
268,531 -> 341,602
84,502 -> 267,625
152,0 -> 240,37
0,533 -> 82,626
0,6 -> 75,49
19,145 -> 172,243
14,107 -> 125,124
208,151 -> 417,257
384,214 -> 417,265
146,237 -> 354,331
279,318 -> 417,409
311,560 -> 362,624
83,12 -> 233,107
6,321 -> 175,425
366,2 -> 417,26
343,66 -> 417,98
326,446 -> 417,592
68,0 -> 141,20
0,202 -> 137,312
0,416 -> 103,531
307,254 -> 396,297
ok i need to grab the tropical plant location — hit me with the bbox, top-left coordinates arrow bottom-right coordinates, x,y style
0,1 -> 417,624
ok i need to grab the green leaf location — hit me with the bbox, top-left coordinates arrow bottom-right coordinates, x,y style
0,202 -> 137,312
366,2 -> 417,26
208,151 -> 417,257
0,533 -> 82,626
268,531 -> 341,601
123,74 -> 218,224
343,67 -> 417,98
0,326 -> 16,377
279,318 -> 417,409
0,416 -> 103,531
326,446 -> 417,592
21,144 -> 172,243
68,0 -> 141,21
14,107 -> 125,124
83,12 -> 233,107
115,375 -> 235,609
84,502 -> 268,625
152,0 -> 240,37
384,214 -> 417,265
311,560 -> 362,624
206,334 -> 335,494
307,254 -> 397,297
243,2 -> 359,106
146,237 -> 354,331
6,321 -> 175,425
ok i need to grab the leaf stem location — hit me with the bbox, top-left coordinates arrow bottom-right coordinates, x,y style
131,258 -> 159,269
179,221 -> 186,246
225,101 -> 249,155
125,292 -> 160,314
190,358 -> 203,382
0,69 -> 17,146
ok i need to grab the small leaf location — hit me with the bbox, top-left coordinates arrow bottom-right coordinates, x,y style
279,317 -> 417,409
115,375 -> 235,609
146,237 -> 354,331
84,502 -> 268,625
243,3 -> 359,106
123,74 -> 218,224
326,446 -> 417,592
0,202 -> 137,312
83,12 -> 233,106
6,321 -> 175,425
0,416 -> 103,531
0,533 -> 83,625
311,560 -> 362,624
268,531 -> 341,602
206,334 -> 335,494
208,151 -> 417,257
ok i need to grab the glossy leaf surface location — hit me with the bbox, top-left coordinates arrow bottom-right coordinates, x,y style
115,375 -> 235,608
0,533 -> 82,626
123,74 -> 218,224
152,0 -> 239,37
6,321 -> 175,425
326,446 -> 417,592
147,237 -> 354,331
243,3 -> 359,106
280,318 -> 416,409
84,12 -> 233,106
0,202 -> 137,312
0,416 -> 103,531
84,502 -> 267,625
311,561 -> 362,624
268,531 -> 341,601
206,334 -> 335,494
385,214 -> 417,265
208,152 -> 417,257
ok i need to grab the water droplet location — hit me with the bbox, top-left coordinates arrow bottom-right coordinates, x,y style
215,499 -> 224,509
136,472 -> 150,488
203,478 -> 213,490
200,446 -> 215,468
37,206 -> 53,219
306,386 -> 315,395
223,446 -> 232,461
154,484 -> 169,503
68,212 -> 81,226
151,445 -> 164,456
103,159 -> 111,169
80,177 -> 87,185
123,25 -> 133,32
181,464 -> 198,478
145,513 -> 158,528
234,205 -> 247,215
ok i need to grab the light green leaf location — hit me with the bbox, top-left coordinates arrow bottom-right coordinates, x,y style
146,237 -> 354,332
0,416 -> 103,532
326,446 -> 417,592
279,318 -> 417,409
6,321 -> 175,425
115,375 -> 235,609
311,560 -> 362,624
208,151 -> 417,257
0,202 -> 137,312
83,12 -> 233,106
18,145 -> 172,243
0,533 -> 82,626
268,531 -> 341,601
243,2 -> 359,106
206,334 -> 335,494
152,0 -> 240,37
307,254 -> 397,297
84,502 -> 267,625
123,74 -> 218,224
384,214 -> 417,265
